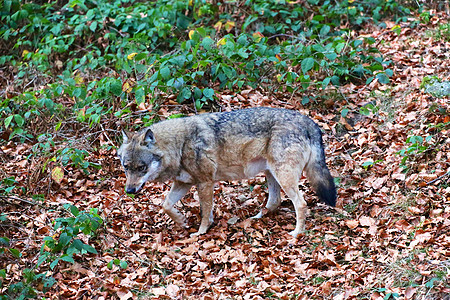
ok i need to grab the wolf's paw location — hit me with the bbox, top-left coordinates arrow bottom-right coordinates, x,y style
251,208 -> 269,219
289,229 -> 305,238
190,231 -> 203,237
251,211 -> 263,219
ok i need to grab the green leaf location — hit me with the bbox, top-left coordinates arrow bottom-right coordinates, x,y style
134,53 -> 147,61
0,237 -> 9,246
325,52 -> 337,60
180,87 -> 192,100
237,48 -> 248,58
70,205 -> 79,217
341,108 -> 349,117
201,37 -> 214,50
425,278 -> 440,288
14,114 -> 24,127
322,77 -> 331,89
362,161 -> 374,168
353,39 -> 363,48
9,248 -> 21,258
301,57 -> 315,74
4,115 -> 13,129
385,69 -> 394,77
330,75 -> 340,86
119,260 -> 128,269
360,107 -> 370,116
50,258 -> 59,270
195,99 -> 203,110
177,15 -> 191,29
89,21 -> 98,32
37,254 -> 48,267
202,88 -> 214,99
58,232 -> 72,247
193,87 -> 202,99
110,80 -> 122,96
160,67 -> 171,80
376,73 -> 389,84
81,243 -> 97,254
61,255 -> 74,263
72,239 -> 83,251
237,35 -> 248,45
135,87 -> 145,104
320,25 -> 330,36
107,260 -> 114,269
335,43 -> 346,53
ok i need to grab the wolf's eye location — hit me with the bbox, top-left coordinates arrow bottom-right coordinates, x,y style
138,165 -> 147,172
123,164 -> 129,170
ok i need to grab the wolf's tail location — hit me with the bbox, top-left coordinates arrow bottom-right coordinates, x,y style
304,135 -> 337,207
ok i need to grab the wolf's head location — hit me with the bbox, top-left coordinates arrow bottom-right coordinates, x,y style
117,128 -> 162,194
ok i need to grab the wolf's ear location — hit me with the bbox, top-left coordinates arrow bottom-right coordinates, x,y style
143,128 -> 155,146
122,130 -> 132,144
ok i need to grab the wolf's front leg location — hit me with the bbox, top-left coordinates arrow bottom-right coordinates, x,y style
162,181 -> 192,229
191,182 -> 215,237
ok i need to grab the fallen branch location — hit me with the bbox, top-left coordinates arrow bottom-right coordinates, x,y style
0,195 -> 35,205
426,170 -> 450,186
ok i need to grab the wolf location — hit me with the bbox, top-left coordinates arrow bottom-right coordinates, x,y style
117,107 -> 336,237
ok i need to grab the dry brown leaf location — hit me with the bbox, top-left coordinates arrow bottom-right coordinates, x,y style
346,219 -> 359,229
359,216 -> 376,227
117,290 -> 133,300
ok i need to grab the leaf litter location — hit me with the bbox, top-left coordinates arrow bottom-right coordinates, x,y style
1,12 -> 450,300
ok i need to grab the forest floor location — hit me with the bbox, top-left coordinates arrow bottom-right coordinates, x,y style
1,11 -> 449,300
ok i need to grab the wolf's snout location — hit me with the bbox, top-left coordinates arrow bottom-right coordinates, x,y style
125,186 -> 139,194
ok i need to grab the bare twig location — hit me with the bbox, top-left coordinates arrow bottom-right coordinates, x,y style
426,170 -> 450,186
0,195 -> 35,205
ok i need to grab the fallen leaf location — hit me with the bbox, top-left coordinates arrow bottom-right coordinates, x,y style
359,216 -> 375,227
346,219 -> 359,229
405,286 -> 417,299
117,290 -> 133,300
166,284 -> 180,298
51,167 -> 64,184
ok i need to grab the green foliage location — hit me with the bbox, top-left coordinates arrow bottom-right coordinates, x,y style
0,0 -> 409,146
419,11 -> 432,24
0,176 -> 17,194
434,23 -> 450,41
360,103 -> 380,116
0,204 -> 101,299
0,0 -> 405,92
398,135 -> 433,168
0,0 -> 408,150
362,159 -> 383,170
57,147 -> 97,173
4,268 -> 55,300
107,258 -> 128,270
31,133 -> 99,174
0,238 -> 55,300
38,204 -> 102,271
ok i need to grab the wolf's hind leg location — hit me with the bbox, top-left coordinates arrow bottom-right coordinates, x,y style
252,170 -> 281,219
269,164 -> 307,238
192,182 -> 215,237
162,181 -> 191,228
